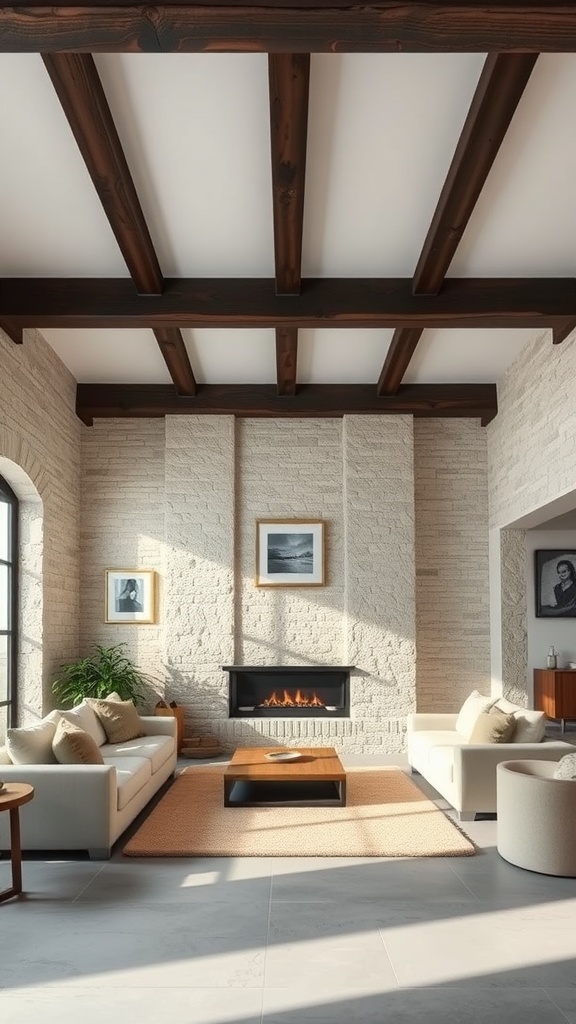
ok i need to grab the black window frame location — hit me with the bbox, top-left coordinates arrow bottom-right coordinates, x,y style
0,474 -> 18,730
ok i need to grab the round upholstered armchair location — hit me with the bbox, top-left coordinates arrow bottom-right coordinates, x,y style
496,760 -> 576,877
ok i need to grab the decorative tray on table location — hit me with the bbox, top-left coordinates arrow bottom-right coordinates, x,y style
265,751 -> 302,762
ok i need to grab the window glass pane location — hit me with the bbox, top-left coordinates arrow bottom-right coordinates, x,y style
0,634 -> 7,704
0,565 -> 8,631
0,501 -> 8,562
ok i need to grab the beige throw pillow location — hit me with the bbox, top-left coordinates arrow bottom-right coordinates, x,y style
52,719 -> 104,765
469,711 -> 517,744
86,698 -> 145,743
492,699 -> 547,743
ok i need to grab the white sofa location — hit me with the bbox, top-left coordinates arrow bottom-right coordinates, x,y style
0,714 -> 177,858
407,711 -> 574,820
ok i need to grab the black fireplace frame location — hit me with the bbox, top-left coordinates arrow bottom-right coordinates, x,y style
223,665 -> 353,718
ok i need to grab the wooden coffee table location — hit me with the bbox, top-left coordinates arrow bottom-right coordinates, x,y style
224,747 -> 346,807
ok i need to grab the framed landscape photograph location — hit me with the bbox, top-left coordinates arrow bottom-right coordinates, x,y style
105,569 -> 157,623
535,549 -> 576,618
256,520 -> 325,587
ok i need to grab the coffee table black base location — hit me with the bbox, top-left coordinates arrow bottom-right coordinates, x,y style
225,779 -> 346,807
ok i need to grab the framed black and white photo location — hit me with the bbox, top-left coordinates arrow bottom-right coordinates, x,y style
105,569 -> 157,623
255,520 -> 325,587
535,550 -> 576,618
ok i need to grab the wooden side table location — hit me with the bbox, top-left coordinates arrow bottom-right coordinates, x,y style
0,783 -> 34,903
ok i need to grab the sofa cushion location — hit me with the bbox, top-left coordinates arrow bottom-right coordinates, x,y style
6,710 -> 61,764
492,699 -> 547,743
470,711 -> 517,744
553,753 -> 576,780
100,734 -> 175,774
52,719 -> 105,765
86,698 -> 145,744
0,745 -> 12,764
455,690 -> 496,740
102,754 -> 152,810
59,700 -> 107,747
408,730 -> 465,766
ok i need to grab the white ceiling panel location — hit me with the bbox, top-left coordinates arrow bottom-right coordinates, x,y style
451,54 -> 576,276
40,329 -> 172,383
404,327 -> 538,384
182,329 -> 277,383
298,329 -> 391,383
95,54 -> 274,277
0,54 -> 128,277
302,52 -> 485,276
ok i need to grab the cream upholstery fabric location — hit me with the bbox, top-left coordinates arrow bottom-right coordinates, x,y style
6,710 -> 61,764
455,690 -> 496,740
497,760 -> 576,876
59,701 -> 107,747
554,753 -> 576,780
492,699 -> 547,743
0,746 -> 12,764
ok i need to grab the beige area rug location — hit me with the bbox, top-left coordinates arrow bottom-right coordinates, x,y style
123,766 -> 475,858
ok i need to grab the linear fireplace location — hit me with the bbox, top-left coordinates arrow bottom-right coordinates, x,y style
223,665 -> 353,718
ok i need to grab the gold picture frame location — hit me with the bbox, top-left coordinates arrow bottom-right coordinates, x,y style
105,569 -> 157,624
255,520 -> 325,587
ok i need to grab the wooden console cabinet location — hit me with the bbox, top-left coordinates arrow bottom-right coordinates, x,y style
534,668 -> 576,730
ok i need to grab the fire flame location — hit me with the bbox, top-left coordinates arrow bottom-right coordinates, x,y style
258,688 -> 326,708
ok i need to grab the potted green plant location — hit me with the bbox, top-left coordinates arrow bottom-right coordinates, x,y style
52,643 -> 156,708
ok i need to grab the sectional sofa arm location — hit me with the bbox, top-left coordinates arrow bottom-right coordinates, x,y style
406,713 -> 458,733
139,715 -> 177,738
453,741 -> 574,812
0,763 -> 117,852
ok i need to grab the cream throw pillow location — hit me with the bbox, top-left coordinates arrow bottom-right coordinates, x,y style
52,719 -> 104,765
553,753 -> 576,780
6,710 -> 61,764
59,700 -> 107,747
86,698 -> 145,743
469,711 -> 517,744
455,690 -> 496,740
0,745 -> 13,764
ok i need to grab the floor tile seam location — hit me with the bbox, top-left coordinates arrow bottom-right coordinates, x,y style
71,864 -> 108,903
375,925 -> 401,990
543,990 -> 574,1023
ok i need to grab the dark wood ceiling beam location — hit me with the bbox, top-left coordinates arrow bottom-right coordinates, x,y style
0,319 -> 23,345
378,53 -> 538,395
42,53 -> 163,295
2,277 -> 574,329
76,382 -> 497,426
552,319 -> 576,345
413,53 -> 538,295
152,329 -> 197,395
4,5 -> 576,54
269,54 -> 310,295
276,326 -> 298,395
377,328 -> 423,396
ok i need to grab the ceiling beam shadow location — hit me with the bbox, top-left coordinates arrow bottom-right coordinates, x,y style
378,52 -> 538,395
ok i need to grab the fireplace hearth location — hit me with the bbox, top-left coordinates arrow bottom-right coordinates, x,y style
223,666 -> 352,718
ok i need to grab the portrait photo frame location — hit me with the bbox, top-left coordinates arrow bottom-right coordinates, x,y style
535,549 -> 576,618
255,520 -> 325,587
105,569 -> 157,624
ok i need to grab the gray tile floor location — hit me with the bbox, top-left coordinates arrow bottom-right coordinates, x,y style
1,754 -> 575,1024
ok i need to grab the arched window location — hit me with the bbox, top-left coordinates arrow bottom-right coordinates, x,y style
0,474 -> 17,740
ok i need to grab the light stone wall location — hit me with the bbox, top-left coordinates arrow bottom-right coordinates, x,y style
0,327 -> 81,722
488,327 -> 576,702
414,420 -> 491,711
79,414 -> 428,753
79,418 -> 166,696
